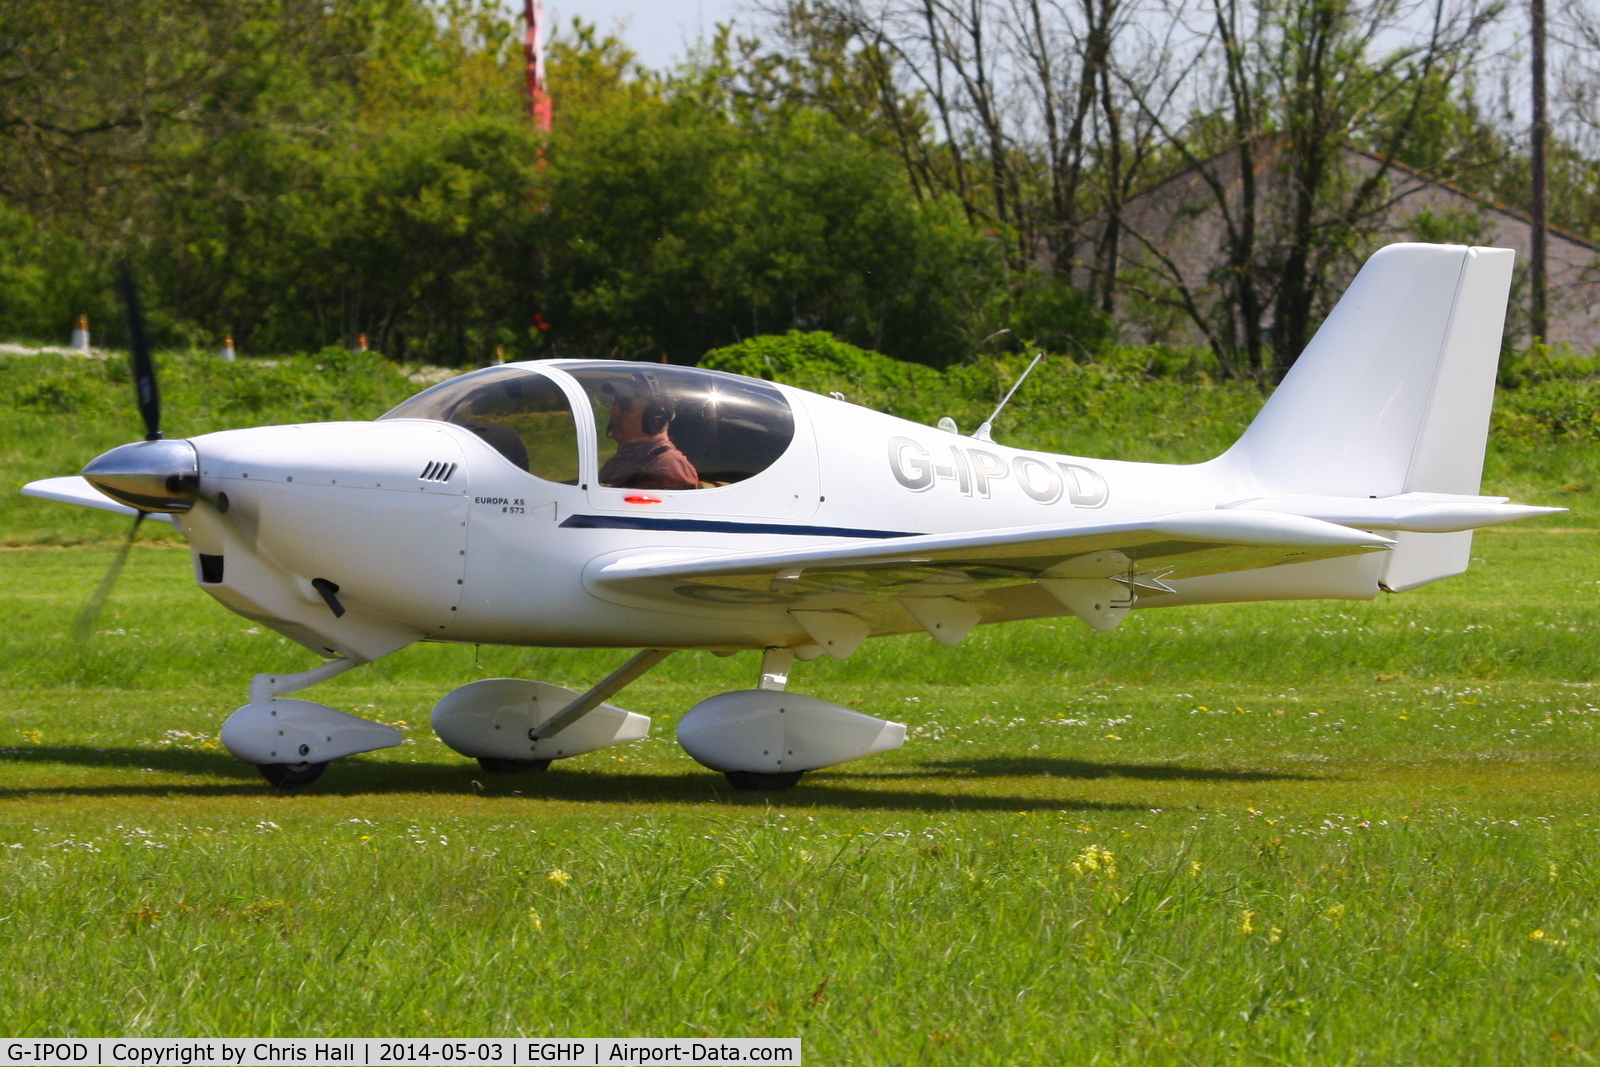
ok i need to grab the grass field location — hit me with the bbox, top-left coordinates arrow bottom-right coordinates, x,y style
2,352 -> 1600,1062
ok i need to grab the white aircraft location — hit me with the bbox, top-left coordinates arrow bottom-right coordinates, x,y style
23,244 -> 1560,789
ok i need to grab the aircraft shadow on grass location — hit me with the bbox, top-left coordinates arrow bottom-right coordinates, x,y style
0,745 -> 1315,812
854,757 -> 1319,783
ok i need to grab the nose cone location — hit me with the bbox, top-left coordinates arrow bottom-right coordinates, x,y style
82,439 -> 199,513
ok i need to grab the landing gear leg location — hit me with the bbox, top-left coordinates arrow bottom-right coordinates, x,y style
527,649 -> 674,741
758,647 -> 793,692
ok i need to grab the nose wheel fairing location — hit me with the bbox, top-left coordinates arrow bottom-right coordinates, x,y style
221,698 -> 403,766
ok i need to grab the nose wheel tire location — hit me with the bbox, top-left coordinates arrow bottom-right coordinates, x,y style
258,761 -> 328,788
724,770 -> 805,791
477,757 -> 553,774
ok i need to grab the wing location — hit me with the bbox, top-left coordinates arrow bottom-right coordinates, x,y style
586,509 -> 1395,641
21,476 -> 176,524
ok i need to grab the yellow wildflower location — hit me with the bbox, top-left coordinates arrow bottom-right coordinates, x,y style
1239,909 -> 1255,934
1069,844 -> 1117,878
546,868 -> 572,888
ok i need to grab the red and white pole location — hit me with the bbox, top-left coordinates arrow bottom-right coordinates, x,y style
524,0 -> 552,133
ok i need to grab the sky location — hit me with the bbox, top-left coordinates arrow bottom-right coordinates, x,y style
546,1 -> 747,71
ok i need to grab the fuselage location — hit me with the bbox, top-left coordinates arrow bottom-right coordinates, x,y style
171,359 -> 1363,662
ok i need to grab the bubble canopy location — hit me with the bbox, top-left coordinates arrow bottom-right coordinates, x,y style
563,362 -> 795,490
380,366 -> 580,483
380,362 -> 796,490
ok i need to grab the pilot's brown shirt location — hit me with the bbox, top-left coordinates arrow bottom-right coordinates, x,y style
600,433 -> 699,490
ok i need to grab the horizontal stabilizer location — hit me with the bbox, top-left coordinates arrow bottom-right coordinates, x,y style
21,475 -> 175,524
1228,492 -> 1563,533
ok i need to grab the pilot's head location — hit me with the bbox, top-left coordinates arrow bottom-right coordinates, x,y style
602,376 -> 672,445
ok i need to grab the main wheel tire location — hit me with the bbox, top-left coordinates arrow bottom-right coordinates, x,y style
258,761 -> 328,788
477,757 -> 553,774
724,769 -> 805,791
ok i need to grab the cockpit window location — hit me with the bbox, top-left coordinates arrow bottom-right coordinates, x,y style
380,367 -> 579,484
564,362 -> 795,491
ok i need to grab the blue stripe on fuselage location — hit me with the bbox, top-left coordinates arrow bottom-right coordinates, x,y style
560,514 -> 920,539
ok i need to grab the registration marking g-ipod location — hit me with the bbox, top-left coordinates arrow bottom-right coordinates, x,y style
887,436 -> 1108,506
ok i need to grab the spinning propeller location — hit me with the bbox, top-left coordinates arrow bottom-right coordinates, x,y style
72,264 -> 199,642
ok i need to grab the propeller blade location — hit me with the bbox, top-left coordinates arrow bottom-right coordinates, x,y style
117,262 -> 161,442
72,512 -> 146,644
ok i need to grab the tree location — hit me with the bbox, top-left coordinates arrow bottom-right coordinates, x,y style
531,28 -> 1002,366
758,0 -> 1154,287
1114,0 -> 1501,379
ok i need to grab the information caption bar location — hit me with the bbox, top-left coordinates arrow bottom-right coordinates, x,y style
2,1041 -> 799,1067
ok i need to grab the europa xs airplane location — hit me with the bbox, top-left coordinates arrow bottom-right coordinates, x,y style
23,243 -> 1559,789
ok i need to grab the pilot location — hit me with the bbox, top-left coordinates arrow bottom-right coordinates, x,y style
598,377 -> 699,491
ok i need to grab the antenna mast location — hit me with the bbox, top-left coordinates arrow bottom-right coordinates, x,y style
972,351 -> 1045,442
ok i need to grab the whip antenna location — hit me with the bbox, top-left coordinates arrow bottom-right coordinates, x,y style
972,351 -> 1045,443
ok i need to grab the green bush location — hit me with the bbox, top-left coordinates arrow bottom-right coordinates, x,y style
701,331 -> 1266,462
1490,344 -> 1600,445
700,331 -> 952,423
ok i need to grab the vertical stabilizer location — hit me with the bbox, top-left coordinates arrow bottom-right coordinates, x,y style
1225,243 -> 1515,590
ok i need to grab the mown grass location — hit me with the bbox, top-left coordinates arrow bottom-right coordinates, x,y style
2,350 -> 1599,1062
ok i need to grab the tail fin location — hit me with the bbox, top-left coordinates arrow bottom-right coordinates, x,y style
1225,243 -> 1516,590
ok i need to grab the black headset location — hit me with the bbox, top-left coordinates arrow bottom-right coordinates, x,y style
603,374 -> 674,435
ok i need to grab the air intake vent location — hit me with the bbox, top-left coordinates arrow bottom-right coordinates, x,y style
419,461 -> 457,483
